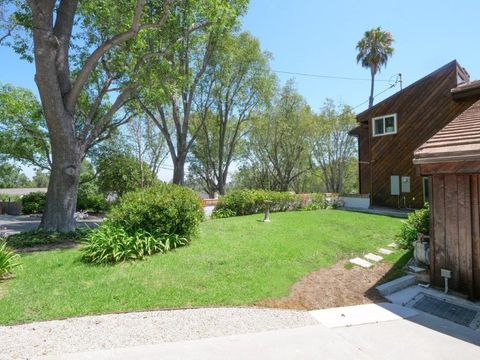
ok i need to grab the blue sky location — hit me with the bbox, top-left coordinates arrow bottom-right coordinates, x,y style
1,0 -> 479,180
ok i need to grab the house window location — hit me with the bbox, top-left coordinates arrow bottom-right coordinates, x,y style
372,114 -> 397,136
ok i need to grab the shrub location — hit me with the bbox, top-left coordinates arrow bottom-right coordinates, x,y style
0,194 -> 21,202
21,192 -> 46,214
81,223 -> 188,264
303,193 -> 327,211
211,208 -> 236,219
77,193 -> 110,213
107,183 -> 204,238
81,183 -> 203,264
212,189 -> 303,218
0,240 -> 21,279
397,204 -> 430,250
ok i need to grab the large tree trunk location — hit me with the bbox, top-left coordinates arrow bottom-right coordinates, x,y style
172,154 -> 186,185
41,144 -> 81,232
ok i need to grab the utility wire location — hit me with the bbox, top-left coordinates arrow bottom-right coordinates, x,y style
273,70 -> 390,82
352,75 -> 401,111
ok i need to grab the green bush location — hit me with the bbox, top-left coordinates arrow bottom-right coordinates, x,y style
212,189 -> 303,218
107,183 -> 204,238
0,194 -> 21,202
303,193 -> 327,211
81,223 -> 188,264
21,192 -> 46,214
0,240 -> 21,279
211,208 -> 236,219
77,193 -> 110,213
81,183 -> 204,264
397,204 -> 430,250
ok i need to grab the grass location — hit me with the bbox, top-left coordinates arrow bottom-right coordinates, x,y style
0,210 -> 402,324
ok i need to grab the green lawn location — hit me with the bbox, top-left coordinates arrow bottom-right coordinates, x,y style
0,210 -> 403,324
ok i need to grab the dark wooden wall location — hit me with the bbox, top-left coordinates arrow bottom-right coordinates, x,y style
430,174 -> 480,299
355,61 -> 477,208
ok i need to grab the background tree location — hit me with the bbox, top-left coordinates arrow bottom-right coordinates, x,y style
96,153 -> 156,197
127,116 -> 167,186
0,162 -> 30,188
188,32 -> 275,196
0,84 -> 51,170
138,0 -> 248,186
30,169 -> 50,188
311,99 -> 357,193
246,80 -> 313,191
356,27 -> 394,108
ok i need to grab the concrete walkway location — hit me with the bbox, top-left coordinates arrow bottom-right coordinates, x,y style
35,303 -> 480,360
0,215 -> 101,237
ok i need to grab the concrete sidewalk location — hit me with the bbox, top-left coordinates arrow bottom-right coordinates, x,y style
38,304 -> 480,360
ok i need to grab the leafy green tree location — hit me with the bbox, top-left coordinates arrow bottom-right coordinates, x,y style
137,0 -> 248,186
96,153 -> 156,197
30,169 -> 49,188
0,163 -> 30,188
3,1 -> 189,232
246,80 -> 314,191
188,32 -> 275,196
356,27 -> 394,108
127,116 -> 167,186
0,84 -> 51,170
310,99 -> 357,193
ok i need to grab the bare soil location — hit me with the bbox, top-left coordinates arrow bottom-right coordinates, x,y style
258,261 -> 394,310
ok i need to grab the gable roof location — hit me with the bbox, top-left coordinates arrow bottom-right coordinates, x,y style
356,60 -> 460,122
413,100 -> 480,164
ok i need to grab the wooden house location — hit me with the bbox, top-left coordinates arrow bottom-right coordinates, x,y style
350,61 -> 478,208
414,95 -> 480,299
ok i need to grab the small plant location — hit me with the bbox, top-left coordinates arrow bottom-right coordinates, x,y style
21,192 -> 47,214
0,240 -> 21,279
81,223 -> 188,264
211,208 -> 237,219
397,204 -> 430,250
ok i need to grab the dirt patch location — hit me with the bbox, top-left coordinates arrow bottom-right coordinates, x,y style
15,241 -> 79,253
258,261 -> 395,310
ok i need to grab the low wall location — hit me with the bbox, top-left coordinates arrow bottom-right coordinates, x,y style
0,201 -> 22,216
339,194 -> 370,209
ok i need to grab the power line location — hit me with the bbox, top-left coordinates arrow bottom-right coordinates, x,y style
352,75 -> 401,111
273,70 -> 390,82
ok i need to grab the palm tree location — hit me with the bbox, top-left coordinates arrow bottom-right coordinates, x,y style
356,27 -> 394,108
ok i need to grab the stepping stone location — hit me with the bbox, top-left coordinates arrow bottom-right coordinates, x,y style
364,253 -> 383,262
378,248 -> 393,255
408,265 -> 427,273
350,257 -> 373,268
388,242 -> 397,248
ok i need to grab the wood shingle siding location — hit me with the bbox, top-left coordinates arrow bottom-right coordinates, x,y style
428,174 -> 480,299
351,60 -> 477,208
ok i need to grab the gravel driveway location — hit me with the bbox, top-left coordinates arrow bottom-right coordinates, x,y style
0,307 -> 317,359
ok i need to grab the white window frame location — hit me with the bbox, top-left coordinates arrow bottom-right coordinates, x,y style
372,113 -> 397,137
